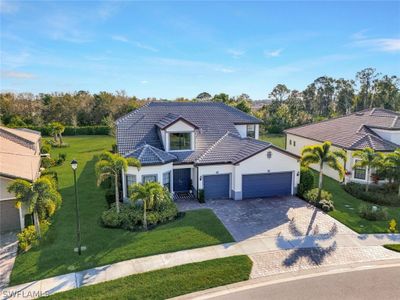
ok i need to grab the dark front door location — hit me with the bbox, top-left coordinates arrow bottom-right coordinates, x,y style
204,174 -> 230,200
242,172 -> 292,199
173,168 -> 191,192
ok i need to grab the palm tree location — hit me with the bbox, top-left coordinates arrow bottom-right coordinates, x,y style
301,141 -> 346,200
129,182 -> 171,230
8,176 -> 61,237
384,148 -> 400,196
353,147 -> 383,192
49,122 -> 65,145
95,151 -> 141,213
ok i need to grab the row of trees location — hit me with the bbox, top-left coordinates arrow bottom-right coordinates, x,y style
262,68 -> 400,133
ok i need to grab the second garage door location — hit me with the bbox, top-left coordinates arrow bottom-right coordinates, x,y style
203,174 -> 230,200
0,200 -> 21,233
242,172 -> 292,199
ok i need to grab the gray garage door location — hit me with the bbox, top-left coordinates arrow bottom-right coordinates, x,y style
204,174 -> 230,200
0,200 -> 20,233
242,172 -> 292,199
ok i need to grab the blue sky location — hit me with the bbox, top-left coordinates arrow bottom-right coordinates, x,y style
1,1 -> 399,99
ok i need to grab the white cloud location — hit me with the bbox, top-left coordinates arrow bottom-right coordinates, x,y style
227,49 -> 245,59
264,49 -> 283,57
140,80 -> 148,84
353,38 -> 400,52
214,67 -> 235,73
1,70 -> 36,79
0,1 -> 19,14
112,36 -> 158,52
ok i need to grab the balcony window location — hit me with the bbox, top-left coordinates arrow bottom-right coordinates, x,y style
169,133 -> 191,151
247,124 -> 255,138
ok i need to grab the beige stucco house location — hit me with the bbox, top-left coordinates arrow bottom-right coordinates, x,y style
0,126 -> 41,232
284,108 -> 400,183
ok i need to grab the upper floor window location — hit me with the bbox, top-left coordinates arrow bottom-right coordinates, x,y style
247,124 -> 255,138
170,132 -> 191,151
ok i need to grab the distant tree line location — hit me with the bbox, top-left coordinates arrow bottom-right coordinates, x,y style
1,68 -> 398,134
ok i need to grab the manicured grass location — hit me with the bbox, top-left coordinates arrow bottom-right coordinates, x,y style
260,134 -> 285,149
46,256 -> 252,300
10,136 -> 234,285
312,172 -> 399,233
384,244 -> 400,252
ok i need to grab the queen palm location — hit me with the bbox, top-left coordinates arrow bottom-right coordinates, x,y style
95,151 -> 141,213
353,147 -> 383,192
8,176 -> 61,237
384,148 -> 400,195
129,182 -> 171,230
301,141 -> 346,200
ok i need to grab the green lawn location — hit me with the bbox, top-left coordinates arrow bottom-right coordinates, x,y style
10,136 -> 234,285
46,256 -> 252,300
260,134 -> 285,149
313,172 -> 399,233
384,244 -> 400,252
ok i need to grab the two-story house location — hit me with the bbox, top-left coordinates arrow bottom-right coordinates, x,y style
116,102 -> 300,201
285,108 -> 400,183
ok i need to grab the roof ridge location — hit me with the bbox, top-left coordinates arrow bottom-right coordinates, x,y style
115,102 -> 151,125
196,131 -> 231,162
149,146 -> 165,163
137,145 -> 148,161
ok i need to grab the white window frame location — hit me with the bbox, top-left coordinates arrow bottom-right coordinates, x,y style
142,174 -> 158,183
163,171 -> 171,191
168,132 -> 193,151
246,124 -> 256,138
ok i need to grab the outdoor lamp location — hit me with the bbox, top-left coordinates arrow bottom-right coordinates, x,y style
71,159 -> 78,170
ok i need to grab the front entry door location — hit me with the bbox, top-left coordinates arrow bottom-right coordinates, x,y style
173,168 -> 191,191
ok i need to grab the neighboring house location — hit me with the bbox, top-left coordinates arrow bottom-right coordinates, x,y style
0,126 -> 41,233
285,108 -> 400,183
116,102 -> 300,201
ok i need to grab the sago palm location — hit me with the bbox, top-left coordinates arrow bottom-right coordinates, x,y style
95,151 -> 141,213
8,176 -> 61,237
129,182 -> 170,230
384,148 -> 400,196
353,147 -> 383,192
301,141 -> 346,200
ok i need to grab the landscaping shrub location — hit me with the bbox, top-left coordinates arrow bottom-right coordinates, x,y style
40,142 -> 51,154
48,139 -> 70,148
101,201 -> 179,230
55,153 -> 67,166
358,203 -> 389,221
17,221 -> 50,252
198,189 -> 205,203
40,170 -> 58,184
14,125 -> 111,136
41,156 -> 56,168
297,167 -> 314,197
344,182 -> 400,207
304,188 -> 334,212
388,219 -> 398,233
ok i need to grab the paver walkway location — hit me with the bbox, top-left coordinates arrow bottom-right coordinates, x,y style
2,231 -> 400,299
0,232 -> 18,290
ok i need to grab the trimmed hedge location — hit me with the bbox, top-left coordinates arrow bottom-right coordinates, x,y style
344,182 -> 400,207
297,167 -> 314,197
13,125 -> 110,136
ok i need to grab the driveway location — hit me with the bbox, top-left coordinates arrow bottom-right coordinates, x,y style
177,196 -> 354,241
0,231 -> 18,289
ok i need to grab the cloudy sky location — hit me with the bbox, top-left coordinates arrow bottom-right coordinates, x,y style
1,0 -> 399,99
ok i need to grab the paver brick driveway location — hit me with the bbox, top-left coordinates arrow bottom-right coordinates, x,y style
177,196 -> 355,241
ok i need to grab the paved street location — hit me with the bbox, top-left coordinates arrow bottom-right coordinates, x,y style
208,266 -> 400,300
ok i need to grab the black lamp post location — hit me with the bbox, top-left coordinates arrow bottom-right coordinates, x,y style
71,159 -> 82,255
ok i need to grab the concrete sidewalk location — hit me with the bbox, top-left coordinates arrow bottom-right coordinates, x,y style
2,232 -> 400,300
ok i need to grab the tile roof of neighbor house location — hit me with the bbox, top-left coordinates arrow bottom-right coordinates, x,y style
285,108 -> 400,151
0,126 -> 41,181
125,144 -> 177,165
116,101 -> 267,165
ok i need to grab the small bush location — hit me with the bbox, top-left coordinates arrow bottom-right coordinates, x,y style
297,167 -> 314,197
304,188 -> 334,212
41,157 -> 56,168
388,219 -> 398,233
40,170 -> 58,184
359,204 -> 389,221
101,207 -> 121,228
40,143 -> 51,154
198,189 -> 205,203
55,153 -> 67,166
344,182 -> 400,207
18,226 -> 38,252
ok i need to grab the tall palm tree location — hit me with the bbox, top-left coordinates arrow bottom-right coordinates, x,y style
384,148 -> 400,196
301,141 -> 346,200
95,151 -> 141,213
129,182 -> 170,230
8,176 -> 61,237
353,147 -> 383,192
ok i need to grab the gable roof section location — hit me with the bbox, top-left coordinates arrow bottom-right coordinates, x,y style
285,108 -> 400,151
0,126 -> 41,181
156,113 -> 199,130
125,144 -> 177,166
117,102 -> 262,162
